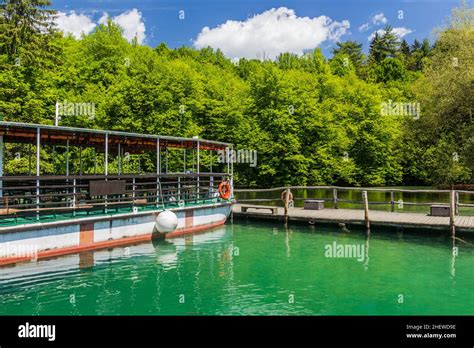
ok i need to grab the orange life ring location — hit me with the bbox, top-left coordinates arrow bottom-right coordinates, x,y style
281,190 -> 293,202
218,181 -> 232,200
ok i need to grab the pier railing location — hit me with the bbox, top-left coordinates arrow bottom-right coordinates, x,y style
234,186 -> 474,216
0,173 -> 231,222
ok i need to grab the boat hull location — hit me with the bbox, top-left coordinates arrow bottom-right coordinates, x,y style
0,202 -> 233,266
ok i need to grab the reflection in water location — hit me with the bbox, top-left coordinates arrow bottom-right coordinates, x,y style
219,245 -> 230,278
364,232 -> 370,270
193,250 -> 202,313
339,223 -> 350,233
1,223 -> 474,315
285,230 -> 291,258
151,239 -> 179,269
79,251 -> 94,269
451,238 -> 457,279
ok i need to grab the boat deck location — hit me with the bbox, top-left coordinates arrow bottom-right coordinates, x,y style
0,199 -> 223,228
232,204 -> 474,232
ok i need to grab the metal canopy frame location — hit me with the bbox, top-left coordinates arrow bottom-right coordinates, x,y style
0,121 -> 230,152
0,121 -> 233,177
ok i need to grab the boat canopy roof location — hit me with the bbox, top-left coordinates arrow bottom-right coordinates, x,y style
0,121 -> 231,152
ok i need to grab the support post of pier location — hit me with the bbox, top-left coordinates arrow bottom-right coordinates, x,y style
455,191 -> 459,216
450,190 -> 456,237
362,191 -> 370,232
333,188 -> 338,209
390,191 -> 395,212
284,188 -> 290,226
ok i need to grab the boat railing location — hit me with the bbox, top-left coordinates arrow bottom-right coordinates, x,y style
0,173 -> 231,223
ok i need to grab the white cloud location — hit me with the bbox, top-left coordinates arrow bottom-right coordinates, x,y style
98,13 -> 109,25
99,9 -> 146,44
55,11 -> 97,39
368,27 -> 413,41
372,12 -> 388,25
193,7 -> 350,60
359,12 -> 388,33
358,22 -> 370,32
393,27 -> 413,39
55,9 -> 146,44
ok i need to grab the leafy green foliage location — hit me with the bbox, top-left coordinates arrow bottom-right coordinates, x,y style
405,2 -> 474,186
0,1 -> 472,188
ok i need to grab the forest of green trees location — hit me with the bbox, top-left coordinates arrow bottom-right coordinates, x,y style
0,1 -> 473,188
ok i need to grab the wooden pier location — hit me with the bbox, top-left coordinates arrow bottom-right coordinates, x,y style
233,186 -> 474,233
232,204 -> 474,232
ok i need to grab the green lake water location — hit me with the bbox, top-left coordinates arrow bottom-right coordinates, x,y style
1,221 -> 473,315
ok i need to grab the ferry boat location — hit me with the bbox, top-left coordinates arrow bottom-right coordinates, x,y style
0,122 -> 234,266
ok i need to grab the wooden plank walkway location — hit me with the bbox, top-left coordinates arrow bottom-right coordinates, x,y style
232,204 -> 474,232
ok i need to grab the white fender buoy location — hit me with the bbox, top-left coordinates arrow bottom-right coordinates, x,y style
155,210 -> 178,233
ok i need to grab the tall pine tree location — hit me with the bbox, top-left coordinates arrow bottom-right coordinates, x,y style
369,26 -> 400,63
331,40 -> 365,71
0,0 -> 58,66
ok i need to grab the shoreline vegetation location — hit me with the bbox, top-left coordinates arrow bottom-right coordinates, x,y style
0,1 -> 473,189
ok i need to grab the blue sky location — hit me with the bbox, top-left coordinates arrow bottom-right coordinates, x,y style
53,0 -> 462,58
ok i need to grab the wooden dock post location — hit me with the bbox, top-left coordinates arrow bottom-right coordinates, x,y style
455,191 -> 459,216
362,191 -> 370,231
284,188 -> 290,225
450,190 -> 456,236
333,188 -> 338,209
390,191 -> 395,212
